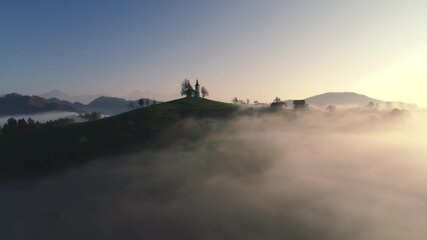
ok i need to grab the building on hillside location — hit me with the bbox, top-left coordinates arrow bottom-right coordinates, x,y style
194,79 -> 200,98
293,100 -> 308,109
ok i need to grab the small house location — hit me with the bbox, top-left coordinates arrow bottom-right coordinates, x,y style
293,100 -> 307,109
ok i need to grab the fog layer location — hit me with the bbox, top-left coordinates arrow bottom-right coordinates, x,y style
1,109 -> 427,240
0,112 -> 77,125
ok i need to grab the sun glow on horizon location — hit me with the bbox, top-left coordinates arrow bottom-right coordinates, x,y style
352,45 -> 427,107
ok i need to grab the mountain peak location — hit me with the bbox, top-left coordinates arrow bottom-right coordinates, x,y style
5,93 -> 23,98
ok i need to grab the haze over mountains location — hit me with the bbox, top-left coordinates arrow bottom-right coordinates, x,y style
39,90 -> 103,105
0,91 -> 416,118
0,93 -> 156,117
123,90 -> 179,101
0,93 -> 79,116
39,89 -> 178,104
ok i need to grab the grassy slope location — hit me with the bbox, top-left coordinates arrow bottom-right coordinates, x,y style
0,98 -> 237,179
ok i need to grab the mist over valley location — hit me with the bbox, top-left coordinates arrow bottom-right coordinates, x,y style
2,104 -> 426,239
2,1 -> 426,239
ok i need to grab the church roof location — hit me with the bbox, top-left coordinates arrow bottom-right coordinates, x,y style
195,79 -> 200,87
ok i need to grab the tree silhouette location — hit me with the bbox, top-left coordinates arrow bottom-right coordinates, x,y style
232,97 -> 239,104
326,105 -> 336,112
201,86 -> 209,98
27,118 -> 37,129
270,97 -> 287,108
181,79 -> 194,98
17,118 -> 27,129
127,102 -> 135,110
138,99 -> 144,108
367,102 -> 376,109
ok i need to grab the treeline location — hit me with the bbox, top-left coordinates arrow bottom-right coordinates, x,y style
0,117 -> 72,135
0,112 -> 101,136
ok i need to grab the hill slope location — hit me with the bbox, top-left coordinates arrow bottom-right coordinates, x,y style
84,96 -> 132,115
306,92 -> 383,106
0,98 -> 237,179
83,96 -> 157,115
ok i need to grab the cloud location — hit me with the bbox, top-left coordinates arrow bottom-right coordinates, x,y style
1,108 -> 426,240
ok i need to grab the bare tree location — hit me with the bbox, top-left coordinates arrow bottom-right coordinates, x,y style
138,99 -> 144,108
127,102 -> 135,110
201,86 -> 209,98
180,79 -> 194,98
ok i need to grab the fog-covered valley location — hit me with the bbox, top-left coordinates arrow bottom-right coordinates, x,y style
0,112 -> 78,126
1,108 -> 427,240
0,111 -> 109,126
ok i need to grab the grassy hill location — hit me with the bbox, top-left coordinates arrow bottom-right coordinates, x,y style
0,98 -> 237,180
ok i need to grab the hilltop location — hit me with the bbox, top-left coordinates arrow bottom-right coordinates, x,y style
0,97 -> 237,180
305,92 -> 382,106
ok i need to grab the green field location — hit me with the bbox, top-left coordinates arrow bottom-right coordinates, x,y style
0,98 -> 238,180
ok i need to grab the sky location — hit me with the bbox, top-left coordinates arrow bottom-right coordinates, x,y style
1,0 -> 426,105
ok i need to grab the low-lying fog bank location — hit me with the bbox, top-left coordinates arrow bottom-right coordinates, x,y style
1,108 -> 427,240
0,111 -> 110,126
0,112 -> 78,126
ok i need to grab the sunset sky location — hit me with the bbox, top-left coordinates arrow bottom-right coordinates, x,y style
1,0 -> 426,105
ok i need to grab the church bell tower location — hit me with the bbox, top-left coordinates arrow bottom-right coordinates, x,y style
195,79 -> 200,98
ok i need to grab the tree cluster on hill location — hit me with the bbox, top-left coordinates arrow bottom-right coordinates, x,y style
137,98 -> 157,109
270,97 -> 287,108
127,98 -> 157,111
0,111 -> 102,136
1,117 -> 72,135
232,97 -> 247,104
231,97 -> 253,105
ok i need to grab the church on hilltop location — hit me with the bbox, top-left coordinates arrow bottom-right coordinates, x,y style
181,78 -> 208,98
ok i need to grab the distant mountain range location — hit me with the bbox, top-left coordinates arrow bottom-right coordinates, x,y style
39,89 -> 178,103
122,90 -> 179,101
85,96 -> 155,115
0,91 -> 413,117
39,90 -> 103,105
0,93 -> 79,116
0,93 -> 157,117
